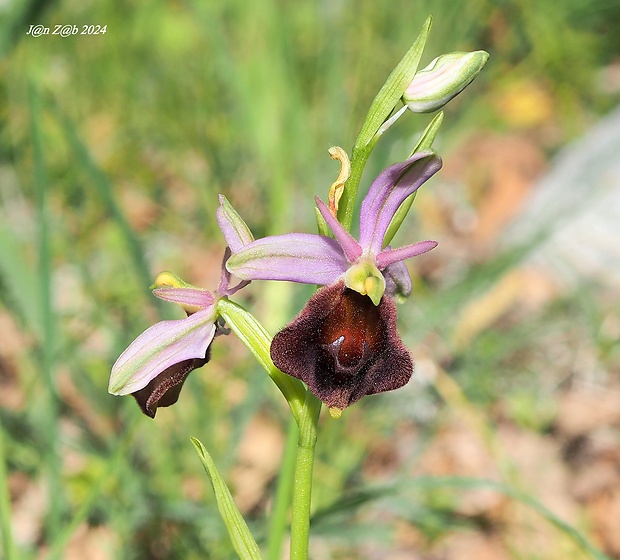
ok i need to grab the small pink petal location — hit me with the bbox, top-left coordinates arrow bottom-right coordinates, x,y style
315,196 -> 362,263
153,287 -> 215,308
376,240 -> 438,268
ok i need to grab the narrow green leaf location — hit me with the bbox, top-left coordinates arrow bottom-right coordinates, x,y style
410,111 -> 444,155
30,83 -> 63,545
382,112 -> 444,247
354,16 -> 431,152
339,16 -> 431,230
0,221 -> 43,340
0,428 -> 15,560
191,437 -> 263,560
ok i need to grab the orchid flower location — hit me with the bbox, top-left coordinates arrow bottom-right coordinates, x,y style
217,150 -> 442,412
108,250 -> 248,417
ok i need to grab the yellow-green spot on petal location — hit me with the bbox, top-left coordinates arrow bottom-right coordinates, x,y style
329,407 -> 343,419
344,260 -> 385,306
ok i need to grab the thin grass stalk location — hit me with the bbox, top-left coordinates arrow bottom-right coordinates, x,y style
45,421 -> 140,560
266,418 -> 298,560
29,84 -> 62,547
0,427 -> 16,560
53,105 -> 163,316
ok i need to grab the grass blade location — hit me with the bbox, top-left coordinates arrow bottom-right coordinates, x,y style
191,437 -> 263,560
0,427 -> 16,560
339,16 -> 432,230
314,476 -> 611,560
53,103 -> 160,313
29,83 -> 63,546
0,221 -> 42,341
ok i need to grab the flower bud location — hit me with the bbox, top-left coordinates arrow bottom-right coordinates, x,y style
403,50 -> 489,113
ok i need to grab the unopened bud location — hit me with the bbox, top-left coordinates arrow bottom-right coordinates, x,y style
403,50 -> 489,113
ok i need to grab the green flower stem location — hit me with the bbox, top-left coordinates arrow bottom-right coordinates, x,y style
266,418 -> 298,560
215,296 -> 322,558
289,390 -> 322,560
216,298 -> 306,423
338,143 -> 371,232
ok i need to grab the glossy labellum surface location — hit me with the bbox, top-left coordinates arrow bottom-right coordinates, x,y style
270,281 -> 413,410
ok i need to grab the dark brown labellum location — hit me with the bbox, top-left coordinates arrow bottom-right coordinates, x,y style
270,281 -> 413,410
132,350 -> 211,418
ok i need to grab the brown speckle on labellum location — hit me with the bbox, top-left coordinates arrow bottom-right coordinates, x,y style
270,281 -> 413,411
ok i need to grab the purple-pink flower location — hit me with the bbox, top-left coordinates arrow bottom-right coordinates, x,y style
109,251 -> 248,417
218,150 -> 442,411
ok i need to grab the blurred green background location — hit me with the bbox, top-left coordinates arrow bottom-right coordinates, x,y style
1,0 -> 620,558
